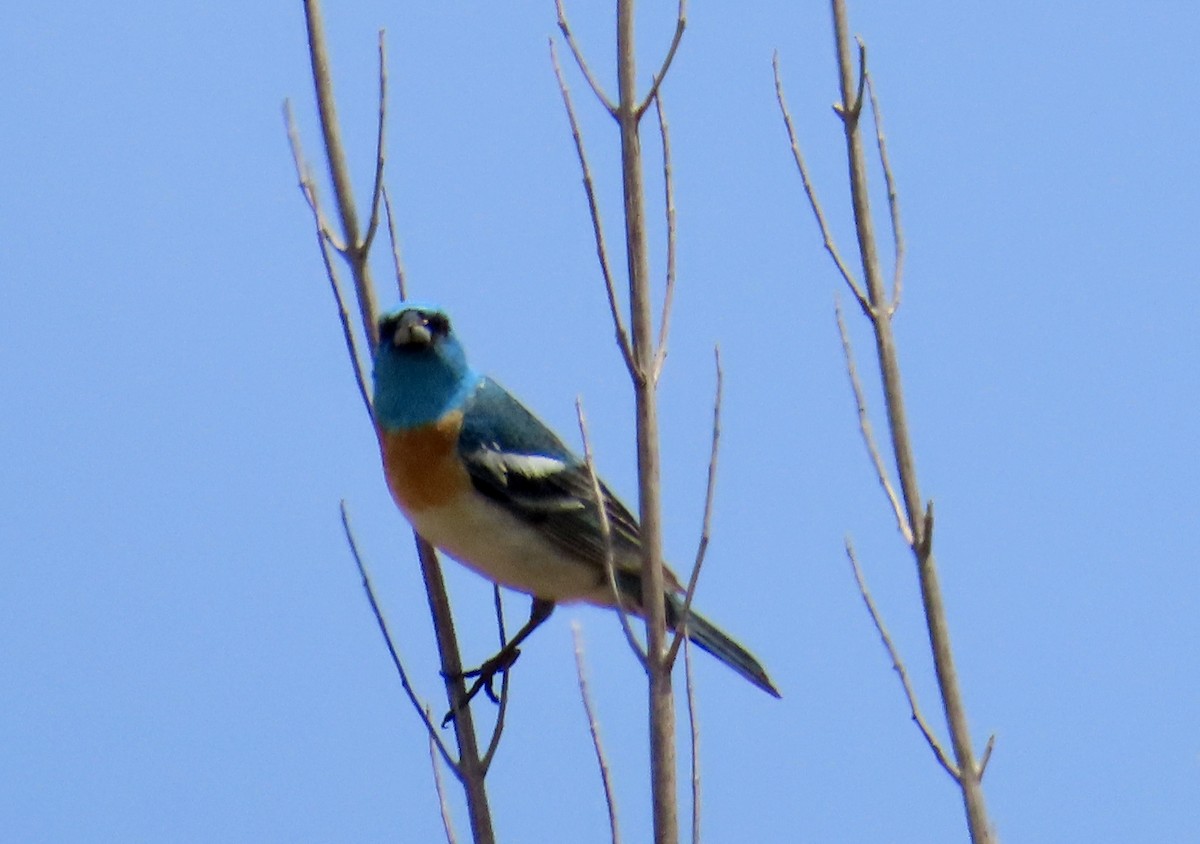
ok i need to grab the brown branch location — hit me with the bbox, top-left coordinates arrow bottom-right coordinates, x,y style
293,4 -> 498,841
339,502 -> 456,771
683,636 -> 701,844
667,347 -> 722,665
301,0 -> 379,350
614,0 -> 677,836
834,300 -> 910,545
575,399 -> 649,668
844,537 -> 957,779
286,108 -> 373,418
284,105 -> 374,418
554,0 -> 618,116
481,586 -> 512,774
550,39 -> 636,376
824,2 -> 995,838
978,733 -> 996,779
773,53 -> 870,314
572,623 -> 622,844
831,38 -> 867,124
413,534 -> 496,843
636,0 -> 688,119
360,30 -> 389,256
862,61 -> 905,314
427,707 -> 460,844
382,186 -> 409,301
283,101 -> 347,253
652,93 -> 677,385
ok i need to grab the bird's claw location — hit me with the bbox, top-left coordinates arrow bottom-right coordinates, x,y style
440,647 -> 522,726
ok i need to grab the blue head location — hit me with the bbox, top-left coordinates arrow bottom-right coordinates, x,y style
372,304 -> 481,430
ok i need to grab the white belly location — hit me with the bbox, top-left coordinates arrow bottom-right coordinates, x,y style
405,493 -> 612,605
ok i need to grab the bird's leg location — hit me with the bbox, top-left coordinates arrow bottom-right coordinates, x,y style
442,598 -> 555,725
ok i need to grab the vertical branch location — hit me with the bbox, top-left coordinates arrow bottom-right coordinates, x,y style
291,3 -> 498,841
614,1 -> 677,840
771,1 -> 997,840
683,636 -> 701,844
301,0 -> 379,349
413,536 -> 496,844
652,94 -> 677,383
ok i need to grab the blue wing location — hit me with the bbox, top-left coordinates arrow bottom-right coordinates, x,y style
457,378 -> 647,582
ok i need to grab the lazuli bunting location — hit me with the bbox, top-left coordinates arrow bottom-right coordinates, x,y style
372,304 -> 779,700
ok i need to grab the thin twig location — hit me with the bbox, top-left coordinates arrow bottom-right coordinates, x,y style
550,39 -> 636,376
831,38 -> 867,125
860,54 -> 904,314
340,502 -> 457,771
684,635 -> 701,844
283,100 -> 347,253
285,112 -> 373,419
773,54 -> 870,314
481,586 -> 512,773
844,538 -> 958,780
572,624 -> 622,844
285,104 -> 374,416
382,186 -> 409,301
667,347 -> 722,664
427,706 -> 460,844
554,0 -> 618,116
301,0 -> 379,349
295,3 -> 497,840
978,733 -> 996,779
835,300 -> 911,546
361,30 -> 389,255
636,0 -> 688,118
652,93 -> 677,385
575,400 -> 649,667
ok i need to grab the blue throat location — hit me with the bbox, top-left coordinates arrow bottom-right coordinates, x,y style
372,338 -> 480,430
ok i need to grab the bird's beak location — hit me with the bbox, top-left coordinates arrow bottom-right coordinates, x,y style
393,310 -> 433,347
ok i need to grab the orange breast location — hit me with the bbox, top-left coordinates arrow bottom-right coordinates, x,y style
378,411 -> 471,512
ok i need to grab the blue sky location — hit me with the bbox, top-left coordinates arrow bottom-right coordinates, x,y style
3,2 -> 1198,841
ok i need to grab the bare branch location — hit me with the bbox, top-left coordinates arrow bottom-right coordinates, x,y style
683,636 -> 701,844
575,399 -> 649,667
340,502 -> 457,771
283,100 -> 347,253
918,500 -> 935,560
572,624 -> 622,844
668,347 -> 722,665
636,0 -> 688,118
361,30 -> 389,255
382,186 -> 409,301
301,0 -> 380,349
481,586 -> 512,773
427,707 -> 460,844
772,54 -> 870,314
835,300 -> 911,546
550,38 -> 636,376
862,65 -> 905,313
845,538 -> 958,780
652,93 -> 677,385
554,0 -> 618,115
831,38 -> 867,124
323,241 -> 374,420
978,733 -> 996,779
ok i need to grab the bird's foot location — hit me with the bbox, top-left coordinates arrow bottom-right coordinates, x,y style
440,646 -> 522,726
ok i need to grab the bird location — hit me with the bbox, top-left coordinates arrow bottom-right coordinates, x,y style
371,303 -> 780,707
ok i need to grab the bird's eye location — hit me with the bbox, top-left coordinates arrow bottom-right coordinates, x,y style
426,312 -> 451,336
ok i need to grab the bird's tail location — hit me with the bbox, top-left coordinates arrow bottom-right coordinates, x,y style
665,593 -> 781,698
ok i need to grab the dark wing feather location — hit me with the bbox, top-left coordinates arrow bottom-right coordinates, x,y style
458,378 -> 644,576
